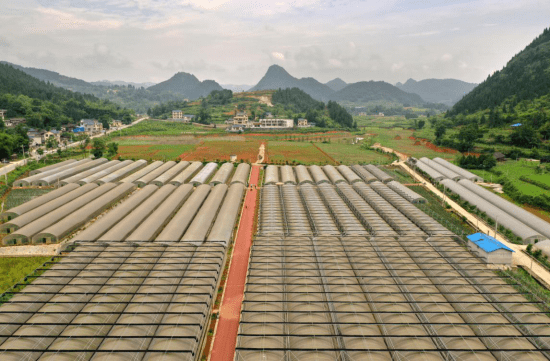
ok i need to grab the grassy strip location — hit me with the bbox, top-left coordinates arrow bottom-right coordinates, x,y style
0,256 -> 56,303
495,268 -> 550,316
409,185 -> 476,237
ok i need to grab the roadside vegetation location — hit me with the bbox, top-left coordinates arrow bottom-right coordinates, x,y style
0,257 -> 52,296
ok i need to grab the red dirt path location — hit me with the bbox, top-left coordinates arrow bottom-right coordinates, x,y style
210,165 -> 260,361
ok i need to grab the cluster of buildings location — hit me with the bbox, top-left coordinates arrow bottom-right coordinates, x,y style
171,110 -> 196,122
225,111 -> 310,132
26,119 -> 123,147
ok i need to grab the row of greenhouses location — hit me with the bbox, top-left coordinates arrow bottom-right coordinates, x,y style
13,159 -> 250,188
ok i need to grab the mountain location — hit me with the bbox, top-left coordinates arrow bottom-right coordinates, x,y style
221,84 -> 252,92
148,72 -> 223,99
91,80 -> 156,88
396,78 -> 477,106
0,61 -> 98,94
325,78 -> 347,91
450,27 -> 550,115
333,81 -> 425,105
250,65 -> 334,101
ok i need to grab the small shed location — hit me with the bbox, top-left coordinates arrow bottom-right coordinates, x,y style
493,152 -> 506,162
467,232 -> 514,266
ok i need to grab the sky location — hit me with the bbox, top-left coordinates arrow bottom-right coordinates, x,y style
0,0 -> 549,86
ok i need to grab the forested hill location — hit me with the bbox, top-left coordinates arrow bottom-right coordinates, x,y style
450,27 -> 550,115
333,81 -> 424,105
148,72 -> 223,99
0,63 -> 133,129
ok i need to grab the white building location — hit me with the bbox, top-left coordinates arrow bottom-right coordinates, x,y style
172,110 -> 183,119
80,119 -> 103,135
259,118 -> 294,128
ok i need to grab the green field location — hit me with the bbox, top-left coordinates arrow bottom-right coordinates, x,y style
315,142 -> 394,165
0,257 -> 51,295
468,159 -> 550,197
4,189 -> 53,210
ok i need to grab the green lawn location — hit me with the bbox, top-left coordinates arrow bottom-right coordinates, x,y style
0,257 -> 51,295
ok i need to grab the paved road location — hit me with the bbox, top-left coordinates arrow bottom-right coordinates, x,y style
210,165 -> 260,361
0,116 -> 148,177
399,160 -> 550,286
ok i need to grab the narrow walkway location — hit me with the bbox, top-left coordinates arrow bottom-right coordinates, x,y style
399,160 -> 550,286
210,165 -> 260,361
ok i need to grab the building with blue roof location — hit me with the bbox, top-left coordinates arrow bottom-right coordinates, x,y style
511,123 -> 522,127
467,232 -> 514,265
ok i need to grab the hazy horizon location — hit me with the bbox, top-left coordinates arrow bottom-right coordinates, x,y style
1,0 -> 548,85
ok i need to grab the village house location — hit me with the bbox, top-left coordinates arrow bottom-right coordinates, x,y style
5,118 -> 26,128
297,118 -> 309,127
172,110 -> 183,119
80,119 -> 103,135
27,129 -> 45,147
259,118 -> 294,128
0,110 -> 7,122
232,111 -> 249,126
111,120 -> 123,128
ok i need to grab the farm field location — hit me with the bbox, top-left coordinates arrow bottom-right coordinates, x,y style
180,139 -> 262,163
315,142 -> 394,165
468,159 -> 550,197
0,257 -> 51,295
364,127 -> 458,159
267,141 -> 333,165
4,188 -> 52,210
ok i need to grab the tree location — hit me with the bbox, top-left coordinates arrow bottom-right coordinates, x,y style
434,121 -> 447,141
0,133 -> 14,160
99,114 -> 111,130
45,137 -> 57,150
509,126 -> 540,148
80,135 -> 90,153
92,138 -> 106,158
237,103 -> 246,111
417,120 -> 425,129
36,148 -> 44,156
457,123 -> 482,152
107,142 -> 119,157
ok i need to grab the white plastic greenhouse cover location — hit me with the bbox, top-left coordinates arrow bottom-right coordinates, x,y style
415,160 -> 445,182
440,179 -> 546,242
71,184 -> 159,242
150,161 -> 189,187
32,182 -> 136,244
120,160 -> 163,183
0,183 -> 98,234
386,180 -> 426,203
76,159 -> 133,185
419,157 -> 462,181
295,165 -> 314,184
135,161 -> 176,187
230,163 -> 251,185
209,162 -> 234,185
170,161 -> 202,185
60,160 -> 121,185
309,165 -> 330,184
97,184 -> 176,242
33,158 -> 108,186
264,165 -> 279,185
14,158 -> 93,187
29,159 -> 77,176
458,179 -> 550,241
97,159 -> 147,184
337,165 -> 362,183
322,165 -> 346,184
155,184 -> 211,242
206,183 -> 245,245
181,183 -> 228,243
364,164 -> 393,183
189,162 -> 217,185
280,165 -> 296,185
432,157 -> 484,181
125,184 -> 194,242
351,165 -> 377,183
0,183 -> 80,222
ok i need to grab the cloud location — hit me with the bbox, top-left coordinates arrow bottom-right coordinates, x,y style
0,36 -> 10,47
441,53 -> 453,62
391,62 -> 405,72
271,52 -> 285,60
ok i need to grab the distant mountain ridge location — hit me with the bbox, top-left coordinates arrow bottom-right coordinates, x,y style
325,78 -> 347,91
221,84 -> 252,92
250,65 -> 335,101
148,72 -> 223,99
91,80 -> 156,88
251,65 -> 425,105
396,78 -> 477,106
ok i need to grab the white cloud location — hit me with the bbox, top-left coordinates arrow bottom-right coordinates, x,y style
391,62 -> 404,72
441,53 -> 453,62
271,52 -> 285,60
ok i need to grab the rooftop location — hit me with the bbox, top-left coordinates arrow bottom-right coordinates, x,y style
467,232 -> 514,253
